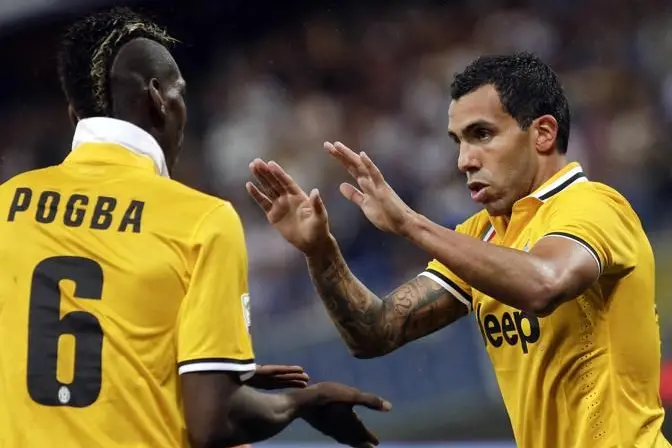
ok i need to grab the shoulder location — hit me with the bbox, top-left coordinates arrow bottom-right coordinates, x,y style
544,180 -> 638,220
0,167 -> 61,207
153,176 -> 225,208
0,167 -> 57,190
139,176 -> 239,231
157,182 -> 244,245
192,200 -> 242,238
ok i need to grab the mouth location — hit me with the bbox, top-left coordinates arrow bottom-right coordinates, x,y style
467,181 -> 490,203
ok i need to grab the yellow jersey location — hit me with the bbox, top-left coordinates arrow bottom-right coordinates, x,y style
421,162 -> 669,448
0,117 -> 256,447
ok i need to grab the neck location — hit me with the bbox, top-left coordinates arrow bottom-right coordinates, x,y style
114,111 -> 171,166
502,154 -> 567,220
114,110 -> 150,133
530,154 -> 567,195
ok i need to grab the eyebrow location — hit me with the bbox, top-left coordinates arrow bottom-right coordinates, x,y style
449,119 -> 492,141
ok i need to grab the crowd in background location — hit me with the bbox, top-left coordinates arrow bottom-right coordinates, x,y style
2,0 -> 672,437
191,0 -> 672,318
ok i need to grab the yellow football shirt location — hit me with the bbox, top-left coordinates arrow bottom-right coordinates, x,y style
421,162 -> 670,448
0,118 -> 255,447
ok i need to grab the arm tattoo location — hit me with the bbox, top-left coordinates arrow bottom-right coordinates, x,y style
307,246 -> 468,358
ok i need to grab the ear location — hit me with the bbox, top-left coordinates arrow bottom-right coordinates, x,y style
533,115 -> 558,155
148,78 -> 167,122
67,104 -> 80,128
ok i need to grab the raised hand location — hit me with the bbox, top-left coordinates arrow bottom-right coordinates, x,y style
301,382 -> 391,447
246,159 -> 331,255
325,142 -> 416,236
245,364 -> 310,390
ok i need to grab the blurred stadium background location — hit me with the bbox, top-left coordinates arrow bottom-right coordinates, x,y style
2,0 -> 672,446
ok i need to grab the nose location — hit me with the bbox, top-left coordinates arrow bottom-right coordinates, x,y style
457,143 -> 482,174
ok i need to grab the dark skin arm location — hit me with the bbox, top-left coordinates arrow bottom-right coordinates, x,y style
181,372 -> 390,448
244,364 -> 309,389
306,235 -> 468,358
182,372 -> 304,448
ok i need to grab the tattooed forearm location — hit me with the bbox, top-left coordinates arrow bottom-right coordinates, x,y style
306,237 -> 468,358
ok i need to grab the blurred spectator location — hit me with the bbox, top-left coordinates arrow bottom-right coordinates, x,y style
2,0 -> 672,439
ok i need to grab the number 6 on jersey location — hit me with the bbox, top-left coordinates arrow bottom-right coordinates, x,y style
27,256 -> 104,407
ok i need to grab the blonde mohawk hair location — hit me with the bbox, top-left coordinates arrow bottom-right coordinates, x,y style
58,7 -> 178,117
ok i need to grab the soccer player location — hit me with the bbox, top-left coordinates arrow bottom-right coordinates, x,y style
247,52 -> 671,447
0,7 -> 390,448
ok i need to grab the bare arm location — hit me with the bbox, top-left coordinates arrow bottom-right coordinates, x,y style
181,372 -> 388,448
244,158 -> 467,358
402,213 -> 600,316
318,143 -> 602,318
306,236 -> 468,359
182,372 -> 311,448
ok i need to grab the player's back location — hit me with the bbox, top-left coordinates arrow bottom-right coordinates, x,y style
0,139 -> 230,447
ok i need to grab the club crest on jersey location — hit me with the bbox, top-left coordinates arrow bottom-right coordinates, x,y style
241,293 -> 251,332
476,303 -> 540,354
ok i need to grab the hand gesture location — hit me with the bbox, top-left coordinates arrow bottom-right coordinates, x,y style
245,364 -> 309,390
247,159 -> 331,255
302,382 -> 391,447
325,142 -> 416,236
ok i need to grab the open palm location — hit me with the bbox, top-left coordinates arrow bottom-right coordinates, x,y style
247,159 -> 331,255
325,142 -> 415,235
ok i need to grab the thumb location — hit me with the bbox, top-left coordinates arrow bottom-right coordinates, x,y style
309,188 -> 327,217
339,183 -> 365,207
354,393 -> 392,412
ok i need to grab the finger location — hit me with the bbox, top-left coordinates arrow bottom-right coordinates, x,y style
352,417 -> 379,447
346,412 -> 379,447
258,364 -> 305,373
325,142 -> 359,179
334,142 -> 365,167
251,169 -> 284,198
354,392 -> 392,412
360,152 -> 385,186
309,188 -> 328,217
267,162 -> 304,196
271,373 -> 311,384
246,182 -> 273,213
277,372 -> 310,381
325,142 -> 366,179
359,427 -> 379,447
357,176 -> 376,194
250,159 -> 285,197
339,183 -> 365,207
249,163 -> 278,200
333,142 -> 371,178
280,380 -> 309,388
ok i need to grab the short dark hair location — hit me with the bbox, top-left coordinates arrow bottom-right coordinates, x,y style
57,7 -> 177,118
450,52 -> 571,154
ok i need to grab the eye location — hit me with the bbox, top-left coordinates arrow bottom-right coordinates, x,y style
475,128 -> 492,141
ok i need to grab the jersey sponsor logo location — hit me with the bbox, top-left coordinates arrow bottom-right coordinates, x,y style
476,303 -> 540,354
7,187 -> 144,233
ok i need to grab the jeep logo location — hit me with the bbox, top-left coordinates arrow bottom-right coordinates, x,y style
476,303 -> 540,354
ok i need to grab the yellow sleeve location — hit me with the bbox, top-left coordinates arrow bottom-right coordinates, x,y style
419,221 -> 475,312
543,188 -> 639,276
176,203 -> 255,379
